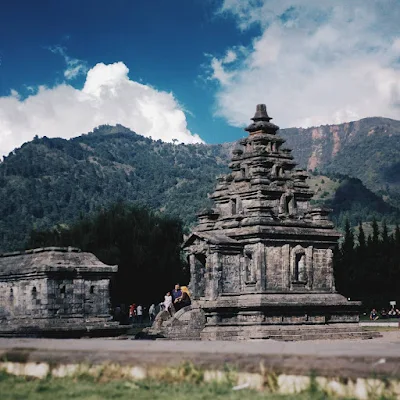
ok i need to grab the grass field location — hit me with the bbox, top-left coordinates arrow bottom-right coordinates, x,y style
0,371 -> 376,400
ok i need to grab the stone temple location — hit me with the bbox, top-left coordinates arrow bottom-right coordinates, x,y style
151,104 -> 377,341
0,247 -> 122,337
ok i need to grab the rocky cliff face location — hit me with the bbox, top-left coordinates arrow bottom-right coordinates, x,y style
280,117 -> 400,204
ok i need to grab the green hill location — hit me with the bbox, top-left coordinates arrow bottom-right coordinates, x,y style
307,173 -> 399,227
0,126 -> 230,251
1,119 -> 399,251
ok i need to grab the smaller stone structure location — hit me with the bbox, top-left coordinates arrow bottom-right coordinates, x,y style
0,247 -> 120,336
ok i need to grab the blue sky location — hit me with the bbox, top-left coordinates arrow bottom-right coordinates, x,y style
0,0 -> 399,156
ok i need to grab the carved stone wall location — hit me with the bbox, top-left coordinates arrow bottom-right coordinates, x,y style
181,105 -> 361,339
312,248 -> 335,291
0,277 -> 50,320
0,248 -> 116,325
221,254 -> 241,293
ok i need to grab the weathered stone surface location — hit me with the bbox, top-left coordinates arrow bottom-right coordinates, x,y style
0,247 -> 117,334
155,104 -> 368,341
145,305 -> 206,340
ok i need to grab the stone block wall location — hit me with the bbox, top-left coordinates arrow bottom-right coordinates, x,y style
83,278 -> 110,317
312,248 -> 334,291
47,278 -> 75,317
46,277 -> 110,318
265,246 -> 286,290
0,277 -> 49,320
221,254 -> 241,293
0,276 -> 111,323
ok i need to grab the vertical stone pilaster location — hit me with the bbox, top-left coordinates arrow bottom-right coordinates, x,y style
188,254 -> 197,299
281,244 -> 290,290
305,246 -> 313,290
255,242 -> 266,291
239,255 -> 245,292
210,252 -> 221,300
289,246 -> 294,290
327,248 -> 335,292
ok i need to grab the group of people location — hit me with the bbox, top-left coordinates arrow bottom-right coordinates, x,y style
125,283 -> 191,324
128,303 -> 157,324
162,283 -> 191,315
370,306 -> 400,320
121,283 -> 190,325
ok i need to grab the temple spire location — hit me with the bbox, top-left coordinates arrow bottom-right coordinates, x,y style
245,104 -> 279,135
252,104 -> 272,122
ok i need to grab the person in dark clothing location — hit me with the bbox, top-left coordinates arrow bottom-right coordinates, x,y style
180,291 -> 191,308
172,284 -> 182,303
173,284 -> 191,312
370,308 -> 379,321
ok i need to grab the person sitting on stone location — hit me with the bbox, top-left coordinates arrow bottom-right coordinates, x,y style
174,285 -> 191,312
172,283 -> 182,303
370,308 -> 379,321
388,306 -> 397,317
180,286 -> 191,308
380,308 -> 388,319
163,292 -> 173,316
172,283 -> 183,312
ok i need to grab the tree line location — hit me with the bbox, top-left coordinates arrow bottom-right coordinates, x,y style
334,219 -> 400,310
27,202 -> 189,306
26,201 -> 400,312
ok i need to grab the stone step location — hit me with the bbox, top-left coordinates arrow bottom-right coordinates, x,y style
156,336 -> 200,341
209,324 -> 363,331
200,326 -> 382,341
265,332 -> 381,341
156,329 -> 381,341
249,327 -> 371,335
203,328 -> 362,336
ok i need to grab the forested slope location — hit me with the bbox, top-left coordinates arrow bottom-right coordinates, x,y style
1,120 -> 400,251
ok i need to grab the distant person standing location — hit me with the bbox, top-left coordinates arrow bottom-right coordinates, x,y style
149,303 -> 156,321
114,305 -> 121,323
129,303 -> 136,323
136,304 -> 143,323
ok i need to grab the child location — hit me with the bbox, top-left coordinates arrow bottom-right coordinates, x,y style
164,292 -> 172,316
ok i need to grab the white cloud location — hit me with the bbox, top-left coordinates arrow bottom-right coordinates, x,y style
223,50 -> 237,64
210,0 -> 400,128
0,62 -> 203,157
48,45 -> 88,80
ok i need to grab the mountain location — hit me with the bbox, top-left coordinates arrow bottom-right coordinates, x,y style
0,118 -> 399,251
280,117 -> 400,206
307,173 -> 399,228
0,126 -> 230,251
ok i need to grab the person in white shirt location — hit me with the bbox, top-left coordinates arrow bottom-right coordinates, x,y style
136,304 -> 143,323
149,303 -> 156,321
163,292 -> 172,316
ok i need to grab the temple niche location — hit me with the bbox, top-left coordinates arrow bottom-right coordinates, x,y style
181,104 -> 374,340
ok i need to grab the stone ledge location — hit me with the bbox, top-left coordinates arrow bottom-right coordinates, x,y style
360,322 -> 400,327
0,323 -> 129,338
0,247 -> 81,258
